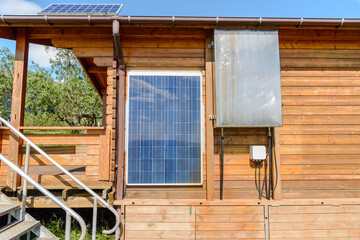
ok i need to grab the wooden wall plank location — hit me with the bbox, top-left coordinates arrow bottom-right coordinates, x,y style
125,205 -> 195,239
272,128 -> 282,200
270,205 -> 360,239
98,131 -> 111,181
196,206 -> 265,239
278,33 -> 360,199
205,31 -> 215,201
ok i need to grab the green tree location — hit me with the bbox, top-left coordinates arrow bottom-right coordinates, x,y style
24,62 -> 62,127
0,46 -> 102,127
47,48 -> 103,127
0,47 -> 14,120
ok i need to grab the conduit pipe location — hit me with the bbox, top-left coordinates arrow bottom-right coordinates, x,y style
112,20 -> 125,69
1,15 -> 359,28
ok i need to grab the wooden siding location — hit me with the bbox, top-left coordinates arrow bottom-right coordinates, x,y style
124,205 -> 265,240
125,206 -> 196,239
213,128 -> 268,199
2,26 -> 360,202
270,205 -> 360,239
196,206 -> 265,239
279,31 -> 360,199
0,129 -> 111,189
121,28 -> 360,200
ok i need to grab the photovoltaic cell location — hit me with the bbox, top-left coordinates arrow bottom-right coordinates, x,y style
38,4 -> 123,16
127,72 -> 202,185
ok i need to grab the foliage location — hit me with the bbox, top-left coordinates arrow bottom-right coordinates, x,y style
42,213 -> 115,240
48,48 -> 103,126
0,47 -> 14,119
0,46 -> 102,127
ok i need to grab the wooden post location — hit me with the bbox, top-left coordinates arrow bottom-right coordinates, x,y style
0,130 -> 2,153
98,67 -> 113,180
205,31 -> 215,201
116,67 -> 125,200
272,127 -> 282,200
7,28 -> 29,191
119,205 -> 125,240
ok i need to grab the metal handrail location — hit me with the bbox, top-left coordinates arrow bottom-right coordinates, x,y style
0,117 -> 120,238
0,153 -> 87,240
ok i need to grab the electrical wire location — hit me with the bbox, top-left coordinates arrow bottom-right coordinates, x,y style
260,156 -> 268,200
267,130 -> 272,200
254,162 -> 262,200
272,132 -> 279,195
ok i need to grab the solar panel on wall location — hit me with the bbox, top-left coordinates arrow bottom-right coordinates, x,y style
126,72 -> 203,185
38,4 -> 123,16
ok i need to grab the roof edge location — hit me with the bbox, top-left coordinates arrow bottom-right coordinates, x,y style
1,15 -> 360,27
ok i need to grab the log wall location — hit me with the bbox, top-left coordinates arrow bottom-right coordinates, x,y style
119,28 -> 360,200
278,30 -> 360,199
2,26 -> 360,202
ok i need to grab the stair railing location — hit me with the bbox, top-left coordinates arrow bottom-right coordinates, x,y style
0,153 -> 87,240
0,117 -> 120,240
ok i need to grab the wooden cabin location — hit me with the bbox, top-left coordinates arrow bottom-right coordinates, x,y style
1,15 -> 360,239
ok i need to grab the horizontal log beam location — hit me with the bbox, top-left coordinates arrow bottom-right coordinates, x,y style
115,198 -> 360,206
0,27 -> 16,40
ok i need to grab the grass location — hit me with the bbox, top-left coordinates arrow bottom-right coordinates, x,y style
42,213 -> 115,240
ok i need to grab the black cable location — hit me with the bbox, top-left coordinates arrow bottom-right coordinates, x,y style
255,163 -> 259,191
258,162 -> 262,200
260,156 -> 267,200
254,162 -> 261,200
220,128 -> 224,200
268,130 -> 272,200
272,131 -> 279,195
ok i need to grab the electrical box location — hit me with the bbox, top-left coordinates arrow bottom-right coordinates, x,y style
250,145 -> 267,162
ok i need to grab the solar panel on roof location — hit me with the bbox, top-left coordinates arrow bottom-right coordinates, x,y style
38,3 -> 123,16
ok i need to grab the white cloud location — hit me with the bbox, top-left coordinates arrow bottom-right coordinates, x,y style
29,44 -> 56,68
0,0 -> 42,15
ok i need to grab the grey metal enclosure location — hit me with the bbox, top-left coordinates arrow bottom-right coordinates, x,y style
214,29 -> 282,127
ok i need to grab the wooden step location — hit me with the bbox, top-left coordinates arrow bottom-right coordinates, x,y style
0,204 -> 19,217
0,220 -> 40,239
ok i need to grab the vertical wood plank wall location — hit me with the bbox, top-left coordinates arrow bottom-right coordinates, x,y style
278,29 -> 360,199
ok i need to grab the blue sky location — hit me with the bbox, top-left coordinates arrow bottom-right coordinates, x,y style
1,0 -> 360,67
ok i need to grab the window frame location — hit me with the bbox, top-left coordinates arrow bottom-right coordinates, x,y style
125,70 -> 204,186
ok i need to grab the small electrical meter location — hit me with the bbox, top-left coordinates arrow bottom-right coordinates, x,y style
250,145 -> 267,163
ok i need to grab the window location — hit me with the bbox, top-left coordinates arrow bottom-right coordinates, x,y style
126,71 -> 203,185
